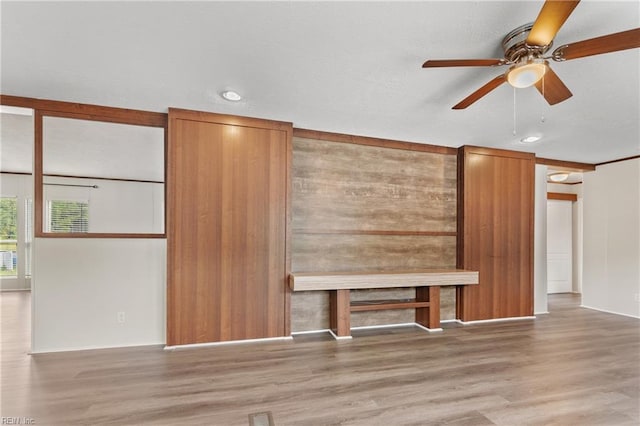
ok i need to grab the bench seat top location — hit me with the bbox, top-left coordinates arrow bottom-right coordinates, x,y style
289,269 -> 479,291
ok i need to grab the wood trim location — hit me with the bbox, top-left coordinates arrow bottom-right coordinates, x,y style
1,94 -> 167,127
536,157 -> 596,172
460,145 -> 536,160
168,107 -> 293,132
34,110 -> 44,237
350,299 -> 430,312
293,128 -> 457,155
289,269 -> 479,291
547,192 -> 577,202
0,171 -> 32,176
284,120 -> 293,337
596,155 -> 640,167
34,233 -> 166,239
30,98 -> 168,239
43,174 -> 164,184
293,229 -> 456,237
2,171 -> 164,184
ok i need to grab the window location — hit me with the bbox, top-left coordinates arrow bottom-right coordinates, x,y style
0,197 -> 18,277
48,200 -> 89,233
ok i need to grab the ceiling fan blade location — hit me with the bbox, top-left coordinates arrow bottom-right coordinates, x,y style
452,74 -> 507,110
422,59 -> 505,68
526,0 -> 580,47
535,65 -> 572,105
555,28 -> 640,60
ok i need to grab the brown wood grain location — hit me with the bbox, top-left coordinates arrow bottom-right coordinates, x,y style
292,234 -> 456,272
4,292 -> 640,425
1,94 -> 167,127
547,192 -> 577,201
294,229 -> 456,236
457,146 -> 535,321
415,286 -> 440,329
291,134 -> 458,330
535,157 -> 596,171
293,137 -> 457,233
293,128 -> 457,155
329,289 -> 350,337
33,103 -> 167,238
350,299 -> 430,311
289,269 -> 478,291
167,109 -> 291,345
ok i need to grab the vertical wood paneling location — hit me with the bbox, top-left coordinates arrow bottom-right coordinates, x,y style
167,110 -> 291,345
457,146 -> 534,321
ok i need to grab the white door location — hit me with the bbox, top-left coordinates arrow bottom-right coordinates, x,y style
547,199 -> 573,293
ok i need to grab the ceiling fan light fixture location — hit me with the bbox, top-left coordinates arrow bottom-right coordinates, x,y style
507,59 -> 547,88
548,172 -> 570,182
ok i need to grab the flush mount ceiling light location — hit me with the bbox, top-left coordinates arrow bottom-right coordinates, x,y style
221,90 -> 242,102
520,135 -> 541,144
548,172 -> 570,182
507,59 -> 547,88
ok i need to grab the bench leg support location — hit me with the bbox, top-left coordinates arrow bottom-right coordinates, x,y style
330,289 -> 351,338
416,286 -> 441,331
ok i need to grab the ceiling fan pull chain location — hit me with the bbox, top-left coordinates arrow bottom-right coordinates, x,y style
513,87 -> 517,136
541,75 -> 546,123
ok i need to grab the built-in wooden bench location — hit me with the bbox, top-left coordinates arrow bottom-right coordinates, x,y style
289,269 -> 479,339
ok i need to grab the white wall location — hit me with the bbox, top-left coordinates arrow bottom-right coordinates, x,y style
582,158 -> 640,318
43,176 -> 164,234
32,238 -> 166,353
33,176 -> 166,352
534,164 -> 548,314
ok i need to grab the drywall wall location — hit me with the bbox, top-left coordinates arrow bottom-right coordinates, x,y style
32,238 -> 166,352
43,176 -> 164,234
32,176 -> 166,352
534,164 -> 548,314
582,158 -> 640,318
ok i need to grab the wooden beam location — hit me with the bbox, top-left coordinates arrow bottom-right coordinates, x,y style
293,128 -> 456,155
547,192 -> 577,201
536,157 -> 596,172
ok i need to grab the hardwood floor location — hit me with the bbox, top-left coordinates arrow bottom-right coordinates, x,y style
1,291 -> 638,425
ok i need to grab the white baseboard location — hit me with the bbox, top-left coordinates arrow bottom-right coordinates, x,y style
456,315 -> 536,325
327,329 -> 353,340
580,305 -> 640,319
164,336 -> 293,350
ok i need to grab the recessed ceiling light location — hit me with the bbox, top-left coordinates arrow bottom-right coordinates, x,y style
221,90 -> 242,102
520,135 -> 541,144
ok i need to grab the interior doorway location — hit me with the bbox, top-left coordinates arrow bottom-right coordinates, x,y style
547,199 -> 573,293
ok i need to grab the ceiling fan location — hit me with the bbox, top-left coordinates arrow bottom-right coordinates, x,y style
423,0 -> 640,109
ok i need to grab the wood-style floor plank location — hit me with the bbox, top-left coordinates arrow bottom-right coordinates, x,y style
1,292 -> 638,425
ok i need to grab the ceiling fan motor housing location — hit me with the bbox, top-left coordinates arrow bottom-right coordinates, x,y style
502,23 -> 552,63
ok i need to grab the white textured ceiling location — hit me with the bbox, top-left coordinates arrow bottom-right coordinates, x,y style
1,0 -> 639,166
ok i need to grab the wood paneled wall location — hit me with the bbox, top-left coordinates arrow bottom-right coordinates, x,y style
291,135 -> 457,331
456,146 -> 535,321
167,109 -> 291,345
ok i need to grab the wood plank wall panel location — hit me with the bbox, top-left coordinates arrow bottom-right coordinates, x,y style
293,138 -> 457,232
456,146 -> 535,321
291,136 -> 457,331
167,110 -> 290,345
